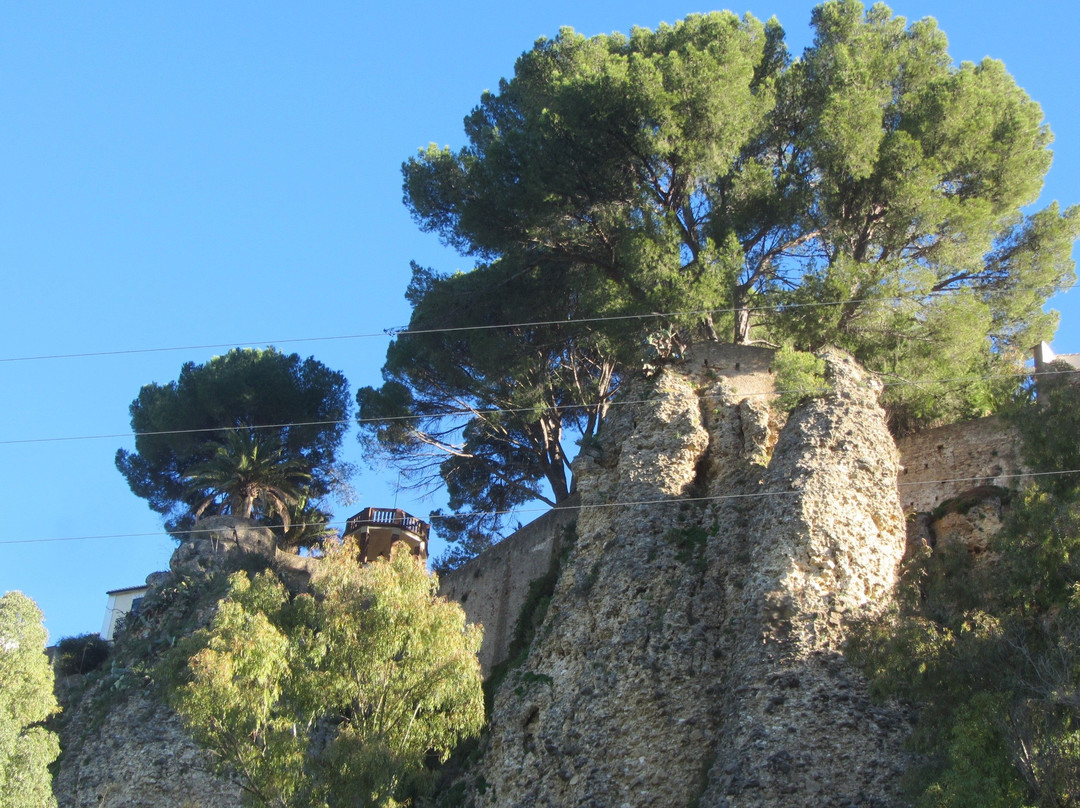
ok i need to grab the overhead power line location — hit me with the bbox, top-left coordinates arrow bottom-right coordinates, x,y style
2,367 -> 1077,447
1,468 -> 1076,547
1,282 -> 1075,364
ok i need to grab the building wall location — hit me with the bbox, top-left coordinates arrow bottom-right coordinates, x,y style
100,588 -> 147,641
438,498 -> 579,675
894,415 -> 1025,514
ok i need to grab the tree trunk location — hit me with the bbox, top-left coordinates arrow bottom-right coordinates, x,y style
544,455 -> 571,503
733,287 -> 752,344
701,313 -> 720,342
541,418 -> 571,502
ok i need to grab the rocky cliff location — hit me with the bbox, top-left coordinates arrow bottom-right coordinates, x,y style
453,344 -> 912,808
52,519 -> 283,808
56,345 -> 930,808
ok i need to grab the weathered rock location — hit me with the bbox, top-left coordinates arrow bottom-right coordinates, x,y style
460,345 -> 912,808
53,683 -> 243,808
931,496 -> 1005,556
745,348 -> 905,648
703,347 -> 910,807
169,515 -> 276,578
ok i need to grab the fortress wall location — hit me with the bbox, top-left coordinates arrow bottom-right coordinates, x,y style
895,415 -> 1025,514
438,497 -> 580,674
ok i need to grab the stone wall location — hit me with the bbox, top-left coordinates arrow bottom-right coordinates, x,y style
895,415 -> 1024,514
438,497 -> 580,674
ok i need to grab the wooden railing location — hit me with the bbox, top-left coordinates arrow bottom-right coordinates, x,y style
345,507 -> 430,541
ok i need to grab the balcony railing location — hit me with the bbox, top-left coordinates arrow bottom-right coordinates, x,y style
344,507 -> 430,542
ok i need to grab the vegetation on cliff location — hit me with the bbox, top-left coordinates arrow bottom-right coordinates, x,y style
362,0 -> 1077,563
160,542 -> 484,808
852,367 -> 1080,806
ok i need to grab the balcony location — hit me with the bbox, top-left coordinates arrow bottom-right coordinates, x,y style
343,507 -> 430,562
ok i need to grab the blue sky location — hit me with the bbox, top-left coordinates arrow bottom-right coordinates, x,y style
2,0 -> 1077,643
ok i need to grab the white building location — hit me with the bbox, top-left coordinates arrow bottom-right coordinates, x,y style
100,585 -> 148,642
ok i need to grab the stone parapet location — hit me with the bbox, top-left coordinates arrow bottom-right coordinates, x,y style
438,496 -> 580,675
895,415 -> 1024,514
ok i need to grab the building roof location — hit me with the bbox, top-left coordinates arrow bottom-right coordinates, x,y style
105,585 -> 148,596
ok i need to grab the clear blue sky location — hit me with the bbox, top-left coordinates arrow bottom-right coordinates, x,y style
2,1 -> 1077,643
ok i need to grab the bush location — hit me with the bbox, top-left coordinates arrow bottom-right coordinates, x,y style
56,634 -> 110,676
849,376 -> 1080,806
772,346 -> 827,411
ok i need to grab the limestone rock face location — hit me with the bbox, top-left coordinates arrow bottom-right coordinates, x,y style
167,516 -> 320,590
53,686 -> 243,808
464,345 -> 911,808
705,348 -> 910,807
745,348 -> 906,648
931,495 -> 1006,556
169,515 -> 277,578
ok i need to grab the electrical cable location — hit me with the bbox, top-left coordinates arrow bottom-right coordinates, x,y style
1,467 -> 1077,547
2,367 -> 1077,446
1,281 -> 1076,364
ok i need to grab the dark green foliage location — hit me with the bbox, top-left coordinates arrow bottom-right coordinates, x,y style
391,1 -> 1076,563
358,262 -> 622,549
1009,360 -> 1080,497
664,525 -> 711,573
850,376 -> 1080,806
116,348 -> 352,538
405,1 -> 1077,437
55,634 -> 110,677
430,511 -> 496,575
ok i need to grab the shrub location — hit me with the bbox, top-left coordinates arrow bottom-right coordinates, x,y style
56,633 -> 110,676
772,346 -> 827,411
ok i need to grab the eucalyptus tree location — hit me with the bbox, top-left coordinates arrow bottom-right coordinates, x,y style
165,544 -> 484,807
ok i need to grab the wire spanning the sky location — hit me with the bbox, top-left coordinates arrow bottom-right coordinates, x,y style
1,367 -> 1075,446
1,468 -> 1075,547
2,282 -> 1076,364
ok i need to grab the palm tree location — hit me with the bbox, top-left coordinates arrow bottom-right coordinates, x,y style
278,497 -> 339,553
183,429 -> 312,533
